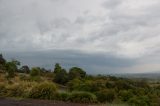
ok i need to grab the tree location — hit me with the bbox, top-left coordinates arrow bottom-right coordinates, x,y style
5,62 -> 17,78
20,65 -> 30,73
0,54 -> 6,65
11,59 -> 20,66
4,59 -> 20,78
0,54 -> 6,71
53,63 -> 62,74
68,67 -> 86,80
54,69 -> 68,85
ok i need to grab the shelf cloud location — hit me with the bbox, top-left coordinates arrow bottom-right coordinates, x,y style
1,0 -> 160,73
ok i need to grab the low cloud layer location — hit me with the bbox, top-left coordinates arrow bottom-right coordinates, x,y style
1,0 -> 160,73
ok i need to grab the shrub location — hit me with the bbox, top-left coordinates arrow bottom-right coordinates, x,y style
19,74 -> 30,81
106,81 -> 115,88
6,83 -> 25,97
67,78 -> 82,91
69,91 -> 97,103
95,89 -> 115,103
128,96 -> 150,106
29,82 -> 57,100
30,76 -> 42,82
0,83 -> 7,97
30,67 -> 40,77
118,90 -> 133,102
58,92 -> 70,101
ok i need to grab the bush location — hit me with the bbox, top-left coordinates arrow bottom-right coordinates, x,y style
30,76 -> 42,82
106,81 -> 115,88
19,74 -> 30,81
0,83 -> 7,97
95,89 -> 115,103
118,90 -> 133,102
69,91 -> 97,103
29,82 -> 57,100
30,67 -> 40,77
67,78 -> 82,91
128,96 -> 150,106
58,92 -> 70,101
6,83 -> 25,97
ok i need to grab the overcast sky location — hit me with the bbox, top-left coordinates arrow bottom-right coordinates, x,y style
1,0 -> 160,74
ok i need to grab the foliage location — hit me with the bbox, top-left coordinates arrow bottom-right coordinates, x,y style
19,74 -> 30,81
29,82 -> 57,100
0,54 -> 160,105
67,78 -> 82,91
0,54 -> 6,65
95,89 -> 115,103
54,69 -> 68,85
30,76 -> 42,82
5,61 -> 17,78
69,91 -> 97,103
128,96 -> 150,106
6,83 -> 25,97
69,67 -> 86,80
118,90 -> 134,102
106,81 -> 115,89
58,92 -> 70,101
67,79 -> 106,92
54,63 -> 62,74
0,83 -> 7,97
20,65 -> 30,73
30,67 -> 40,77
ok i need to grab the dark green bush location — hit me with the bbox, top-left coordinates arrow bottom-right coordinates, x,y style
30,67 -> 40,77
118,90 -> 134,101
67,78 -> 82,91
67,79 -> 106,92
58,92 -> 70,101
128,96 -> 150,106
106,81 -> 115,88
29,82 -> 57,100
69,91 -> 97,103
95,89 -> 115,103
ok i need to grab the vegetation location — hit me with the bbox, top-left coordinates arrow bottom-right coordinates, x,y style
29,82 -> 57,99
69,91 -> 97,103
0,53 -> 160,105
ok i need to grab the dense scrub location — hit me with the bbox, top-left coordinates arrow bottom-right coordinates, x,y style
0,54 -> 160,105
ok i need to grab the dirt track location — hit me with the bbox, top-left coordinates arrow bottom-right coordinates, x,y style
0,98 -> 89,106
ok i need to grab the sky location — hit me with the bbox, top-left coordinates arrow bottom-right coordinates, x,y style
1,0 -> 160,74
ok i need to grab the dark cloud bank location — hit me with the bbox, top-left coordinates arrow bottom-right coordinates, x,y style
1,0 -> 160,74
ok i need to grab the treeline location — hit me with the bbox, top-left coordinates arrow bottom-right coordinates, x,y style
0,54 -> 160,106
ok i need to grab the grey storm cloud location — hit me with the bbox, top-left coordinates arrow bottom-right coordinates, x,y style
1,0 -> 160,73
3,50 -> 136,74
